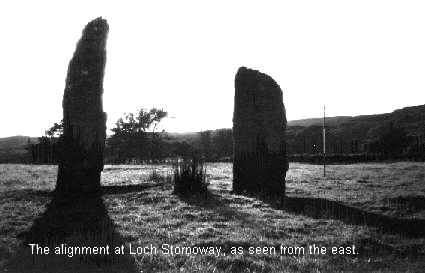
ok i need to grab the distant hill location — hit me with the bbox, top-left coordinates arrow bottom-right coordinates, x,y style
287,104 -> 425,136
0,136 -> 38,163
0,136 -> 38,149
286,104 -> 425,155
163,132 -> 200,144
288,116 -> 353,127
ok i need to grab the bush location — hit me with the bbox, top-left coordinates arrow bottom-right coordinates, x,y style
148,169 -> 164,182
171,158 -> 208,196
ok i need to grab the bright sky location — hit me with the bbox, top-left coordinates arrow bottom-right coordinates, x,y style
1,1 -> 425,137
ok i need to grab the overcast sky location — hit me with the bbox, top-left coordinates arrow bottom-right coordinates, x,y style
1,0 -> 425,137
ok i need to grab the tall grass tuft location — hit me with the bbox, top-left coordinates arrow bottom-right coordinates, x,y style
171,158 -> 208,197
148,168 -> 164,182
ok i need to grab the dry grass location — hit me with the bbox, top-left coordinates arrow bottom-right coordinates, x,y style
0,162 -> 424,272
286,162 -> 425,218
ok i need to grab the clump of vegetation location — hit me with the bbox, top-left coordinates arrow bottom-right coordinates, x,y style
171,158 -> 209,197
148,169 -> 164,183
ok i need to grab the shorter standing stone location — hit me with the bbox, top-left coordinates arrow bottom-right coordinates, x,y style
233,67 -> 288,199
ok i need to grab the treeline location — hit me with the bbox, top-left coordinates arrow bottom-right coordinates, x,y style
29,137 -> 58,164
286,122 -> 425,163
29,111 -> 425,164
29,109 -> 233,164
289,152 -> 425,164
105,128 -> 233,163
103,108 -> 232,163
30,130 -> 233,164
29,121 -> 63,164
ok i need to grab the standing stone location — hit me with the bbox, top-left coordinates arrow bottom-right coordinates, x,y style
233,67 -> 288,199
55,17 -> 109,195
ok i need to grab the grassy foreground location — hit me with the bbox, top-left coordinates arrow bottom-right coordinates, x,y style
0,163 -> 424,272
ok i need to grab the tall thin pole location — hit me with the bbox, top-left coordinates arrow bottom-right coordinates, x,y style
323,105 -> 326,177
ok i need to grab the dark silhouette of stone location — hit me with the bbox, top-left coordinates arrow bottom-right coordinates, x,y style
233,67 -> 288,199
55,17 -> 109,195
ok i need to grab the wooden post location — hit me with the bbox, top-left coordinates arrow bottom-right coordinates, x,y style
323,105 -> 326,177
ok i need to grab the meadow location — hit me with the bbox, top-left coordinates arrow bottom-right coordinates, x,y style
0,162 -> 424,272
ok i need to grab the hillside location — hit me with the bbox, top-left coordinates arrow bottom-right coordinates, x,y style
0,136 -> 38,163
164,132 -> 200,144
288,116 -> 352,127
288,104 -> 425,135
286,104 -> 425,155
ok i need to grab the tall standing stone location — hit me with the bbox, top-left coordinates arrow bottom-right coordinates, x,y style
55,17 -> 109,195
233,67 -> 288,199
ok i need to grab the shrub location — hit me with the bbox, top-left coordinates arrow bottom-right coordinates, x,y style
171,158 -> 208,196
148,169 -> 164,182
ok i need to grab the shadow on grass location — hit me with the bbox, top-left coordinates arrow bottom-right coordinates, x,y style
2,182 -> 164,200
258,195 -> 425,238
3,192 -> 140,273
1,189 -> 52,200
102,183 -> 164,195
174,189 -> 275,233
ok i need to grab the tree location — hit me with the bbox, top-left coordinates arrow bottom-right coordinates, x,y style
45,120 -> 64,138
213,129 -> 233,159
108,108 -> 168,162
200,130 -> 212,160
29,120 -> 63,163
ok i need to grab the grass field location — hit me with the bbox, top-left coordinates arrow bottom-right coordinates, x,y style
0,162 -> 424,272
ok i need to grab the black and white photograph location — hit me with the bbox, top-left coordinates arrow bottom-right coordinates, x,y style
0,1 -> 424,272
